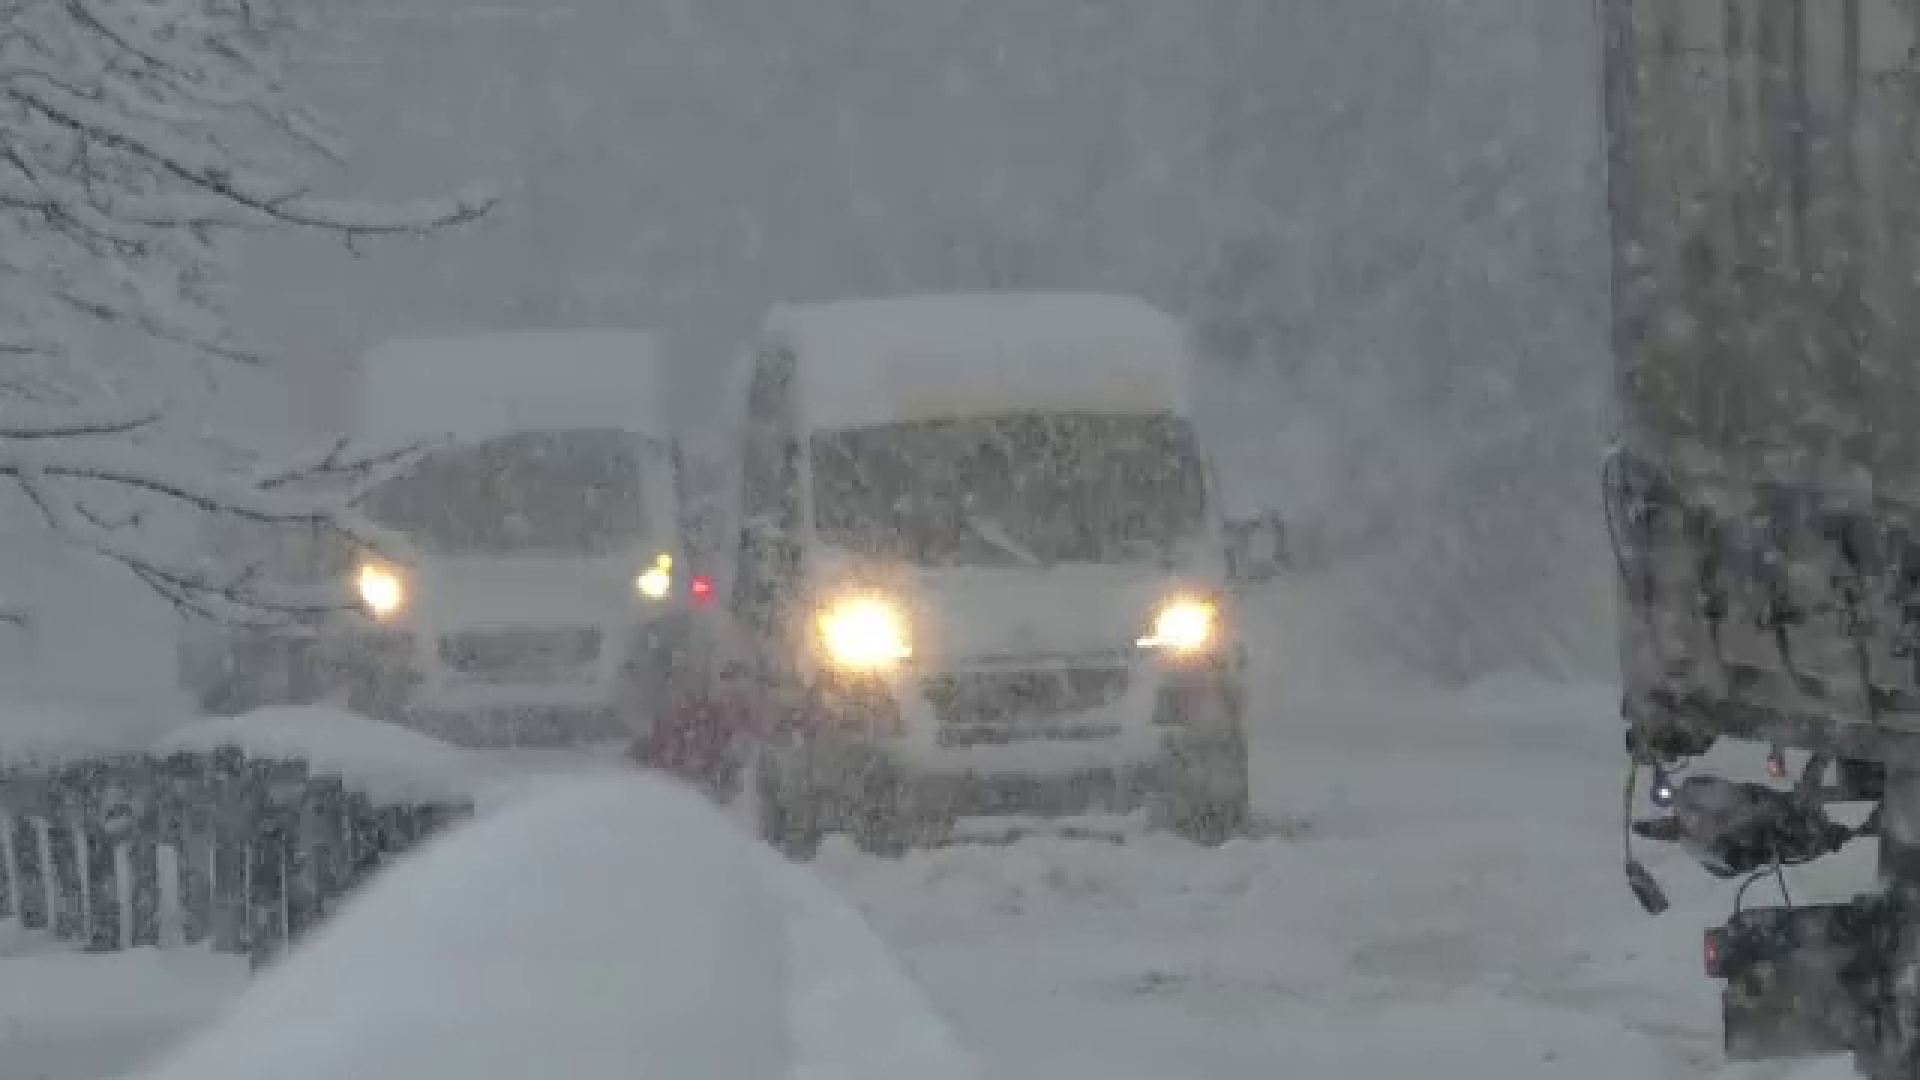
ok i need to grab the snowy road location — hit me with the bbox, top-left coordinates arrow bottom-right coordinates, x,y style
0,672 -> 1877,1079
818,683 -> 1740,1080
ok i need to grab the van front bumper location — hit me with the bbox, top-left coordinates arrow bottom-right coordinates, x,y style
399,705 -> 629,748
311,620 -> 661,748
772,658 -> 1246,824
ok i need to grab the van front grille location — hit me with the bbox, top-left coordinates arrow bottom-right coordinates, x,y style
921,667 -> 1128,742
438,625 -> 602,682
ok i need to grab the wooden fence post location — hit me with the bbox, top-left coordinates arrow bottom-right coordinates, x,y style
387,803 -> 423,856
80,758 -> 123,953
161,752 -> 213,947
0,816 -> 10,923
294,776 -> 347,936
46,820 -> 81,942
48,765 -> 86,943
208,747 -> 249,955
246,758 -> 308,973
342,790 -> 383,895
0,770 -> 14,923
11,807 -> 46,930
121,759 -> 162,950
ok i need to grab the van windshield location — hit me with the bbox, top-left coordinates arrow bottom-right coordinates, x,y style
363,429 -> 647,556
811,413 -> 1206,567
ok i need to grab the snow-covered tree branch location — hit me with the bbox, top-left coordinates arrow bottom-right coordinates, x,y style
0,0 -> 493,620
1,415 -> 423,625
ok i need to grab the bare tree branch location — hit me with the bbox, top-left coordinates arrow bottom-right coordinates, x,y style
0,404 -> 156,438
0,0 -> 488,623
251,435 -> 426,493
10,74 -> 495,237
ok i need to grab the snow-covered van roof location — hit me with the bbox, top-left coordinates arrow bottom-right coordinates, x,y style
355,330 -> 671,443
764,292 -> 1195,431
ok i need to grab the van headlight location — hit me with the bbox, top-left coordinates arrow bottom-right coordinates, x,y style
356,561 -> 407,620
817,593 -> 912,671
1137,597 -> 1216,654
635,552 -> 673,600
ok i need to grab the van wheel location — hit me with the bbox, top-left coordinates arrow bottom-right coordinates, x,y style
340,669 -> 408,728
1153,728 -> 1252,847
817,750 -> 947,859
755,757 -> 822,861
846,759 -> 911,859
1168,785 -> 1252,847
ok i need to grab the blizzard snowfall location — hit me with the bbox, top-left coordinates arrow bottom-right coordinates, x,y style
0,594 -> 1876,1080
0,0 -> 1826,1074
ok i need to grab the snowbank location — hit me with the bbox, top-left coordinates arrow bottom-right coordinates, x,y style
128,773 -> 791,1080
772,840 -> 985,1080
126,772 -> 981,1080
156,707 -> 484,805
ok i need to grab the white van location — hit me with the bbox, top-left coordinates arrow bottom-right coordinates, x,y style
179,330 -> 691,747
723,292 -> 1250,855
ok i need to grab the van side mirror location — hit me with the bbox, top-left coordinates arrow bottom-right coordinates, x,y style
1225,514 -> 1287,585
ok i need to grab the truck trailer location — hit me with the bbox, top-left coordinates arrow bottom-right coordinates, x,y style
1603,2 -> 1920,1076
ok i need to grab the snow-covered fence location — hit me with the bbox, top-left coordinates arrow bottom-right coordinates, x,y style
0,711 -> 480,970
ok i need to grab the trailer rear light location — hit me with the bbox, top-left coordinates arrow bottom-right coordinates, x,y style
1650,764 -> 1674,808
1705,927 -> 1727,978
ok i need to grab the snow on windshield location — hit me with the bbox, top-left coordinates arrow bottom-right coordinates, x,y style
811,413 -> 1206,566
361,429 -> 646,557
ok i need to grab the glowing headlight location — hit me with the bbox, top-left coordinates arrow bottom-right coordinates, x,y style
1137,598 -> 1216,653
356,562 -> 406,619
636,552 -> 673,600
817,594 -> 911,671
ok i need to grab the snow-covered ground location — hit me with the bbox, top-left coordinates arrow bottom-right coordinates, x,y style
0,593 -> 1878,1080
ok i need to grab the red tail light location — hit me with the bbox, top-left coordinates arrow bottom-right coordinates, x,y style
1704,927 -> 1726,978
690,575 -> 715,607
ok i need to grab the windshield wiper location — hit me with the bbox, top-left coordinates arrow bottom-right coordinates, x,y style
966,513 -> 1044,567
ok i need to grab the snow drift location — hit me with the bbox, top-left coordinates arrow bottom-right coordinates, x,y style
124,771 -> 981,1080
158,706 -> 486,805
